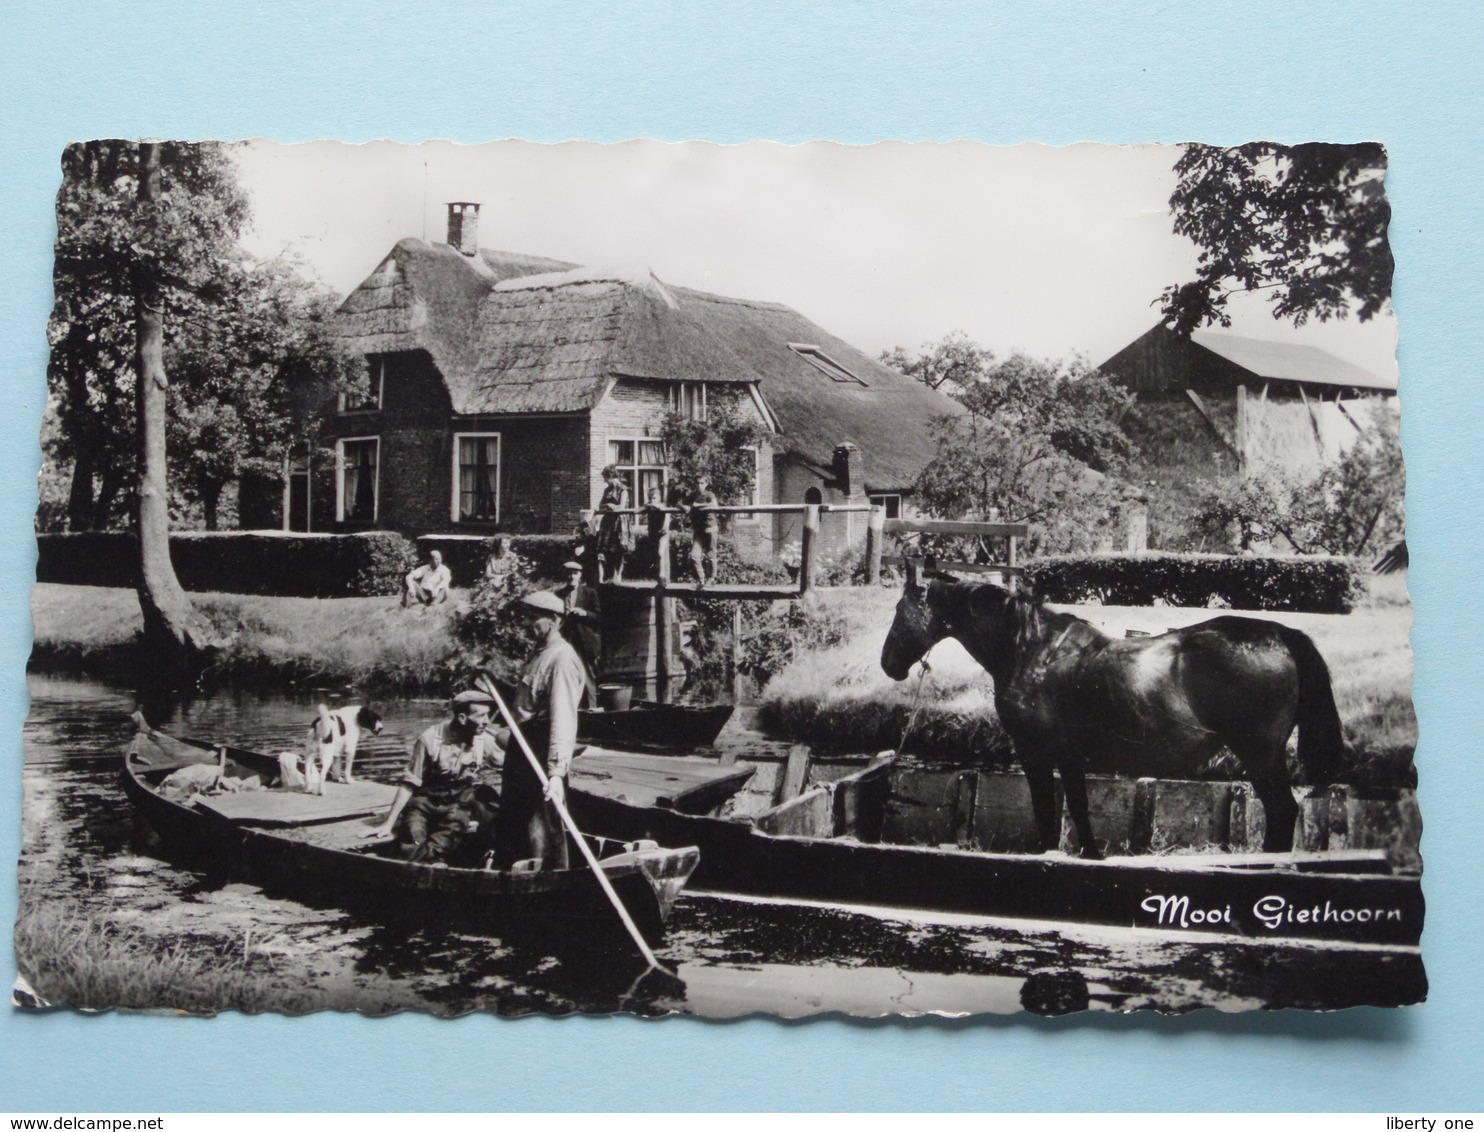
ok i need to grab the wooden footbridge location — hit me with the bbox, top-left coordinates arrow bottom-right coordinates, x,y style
596,502 -> 1026,702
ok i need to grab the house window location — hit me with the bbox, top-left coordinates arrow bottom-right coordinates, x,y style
870,494 -> 901,519
337,437 -> 379,523
788,343 -> 867,386
608,438 -> 668,506
668,382 -> 707,420
453,433 -> 501,523
340,357 -> 385,413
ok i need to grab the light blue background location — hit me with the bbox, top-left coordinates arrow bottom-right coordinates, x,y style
3,1 -> 1481,1112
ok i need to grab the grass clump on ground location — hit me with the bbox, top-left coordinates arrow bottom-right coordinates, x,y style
30,584 -> 468,693
13,903 -> 322,1015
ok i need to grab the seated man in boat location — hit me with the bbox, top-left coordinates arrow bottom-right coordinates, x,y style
363,688 -> 503,864
402,549 -> 452,608
491,590 -> 587,871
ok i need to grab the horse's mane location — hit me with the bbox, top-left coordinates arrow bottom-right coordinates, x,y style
929,574 -> 1102,658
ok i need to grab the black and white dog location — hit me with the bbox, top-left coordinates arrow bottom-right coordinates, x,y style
280,704 -> 384,794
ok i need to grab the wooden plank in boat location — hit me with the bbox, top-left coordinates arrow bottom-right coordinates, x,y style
573,750 -> 753,810
195,781 -> 397,827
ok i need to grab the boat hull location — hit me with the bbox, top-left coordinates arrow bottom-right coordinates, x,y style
569,788 -> 1425,948
122,731 -> 698,948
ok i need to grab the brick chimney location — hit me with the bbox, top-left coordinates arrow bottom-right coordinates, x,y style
446,202 -> 480,256
832,442 -> 863,498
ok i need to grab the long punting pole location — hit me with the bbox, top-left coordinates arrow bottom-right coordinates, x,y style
479,679 -> 666,972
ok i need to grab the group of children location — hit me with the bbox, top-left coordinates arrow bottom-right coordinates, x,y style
586,465 -> 721,586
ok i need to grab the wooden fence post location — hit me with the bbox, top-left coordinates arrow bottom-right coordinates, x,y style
731,603 -> 744,705
865,505 -> 885,585
799,503 -> 820,594
655,527 -> 672,703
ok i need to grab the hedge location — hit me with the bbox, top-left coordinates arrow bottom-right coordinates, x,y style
415,533 -> 576,587
1025,552 -> 1366,614
36,531 -> 419,598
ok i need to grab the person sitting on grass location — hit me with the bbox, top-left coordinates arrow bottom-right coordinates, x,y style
403,549 -> 452,607
480,536 -> 524,596
363,688 -> 503,865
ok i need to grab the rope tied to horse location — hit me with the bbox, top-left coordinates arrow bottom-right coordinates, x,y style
897,657 -> 933,756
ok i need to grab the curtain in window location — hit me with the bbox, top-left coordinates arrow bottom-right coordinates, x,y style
459,436 -> 499,521
343,440 -> 377,521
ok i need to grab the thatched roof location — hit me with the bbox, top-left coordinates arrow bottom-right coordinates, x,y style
336,239 -> 962,491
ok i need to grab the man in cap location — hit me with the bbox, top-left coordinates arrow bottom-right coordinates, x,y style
492,590 -> 587,870
364,688 -> 503,864
557,559 -> 601,702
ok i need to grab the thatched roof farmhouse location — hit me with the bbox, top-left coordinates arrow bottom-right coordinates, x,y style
282,203 -> 960,561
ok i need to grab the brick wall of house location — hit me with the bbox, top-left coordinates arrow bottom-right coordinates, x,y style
315,350 -> 591,534
772,459 -> 870,560
589,379 -> 776,562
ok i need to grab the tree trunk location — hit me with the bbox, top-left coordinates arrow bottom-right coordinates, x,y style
134,142 -> 214,669
202,483 -> 221,531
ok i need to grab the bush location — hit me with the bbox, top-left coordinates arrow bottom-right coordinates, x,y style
35,530 -> 421,598
1026,552 -> 1366,614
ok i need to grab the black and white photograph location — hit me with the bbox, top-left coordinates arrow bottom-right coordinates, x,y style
16,139 -> 1418,1019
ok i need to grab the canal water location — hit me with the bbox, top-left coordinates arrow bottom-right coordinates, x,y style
16,675 -> 1425,1018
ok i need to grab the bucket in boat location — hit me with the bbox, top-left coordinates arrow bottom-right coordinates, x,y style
597,683 -> 633,712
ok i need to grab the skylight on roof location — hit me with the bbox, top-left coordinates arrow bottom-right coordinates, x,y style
788,343 -> 867,386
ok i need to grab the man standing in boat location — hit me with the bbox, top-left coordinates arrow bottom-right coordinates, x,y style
491,590 -> 587,871
363,688 -> 503,864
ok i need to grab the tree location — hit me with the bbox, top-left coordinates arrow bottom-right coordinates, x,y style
167,258 -> 357,529
1190,412 -> 1404,556
1160,142 -> 1392,335
879,331 -> 993,395
913,351 -> 1136,555
133,141 -> 218,663
657,399 -> 771,506
49,140 -> 248,531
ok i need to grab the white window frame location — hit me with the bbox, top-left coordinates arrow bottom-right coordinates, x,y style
733,445 -> 762,523
339,357 -> 385,414
787,342 -> 868,386
607,436 -> 669,507
335,436 -> 380,523
451,431 -> 502,524
667,381 -> 707,420
869,493 -> 901,520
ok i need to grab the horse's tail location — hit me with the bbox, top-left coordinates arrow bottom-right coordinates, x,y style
1276,625 -> 1346,786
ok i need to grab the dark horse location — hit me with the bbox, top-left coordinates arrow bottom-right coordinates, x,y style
880,564 -> 1345,857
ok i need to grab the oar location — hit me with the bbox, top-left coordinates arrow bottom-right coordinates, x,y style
479,678 -> 670,975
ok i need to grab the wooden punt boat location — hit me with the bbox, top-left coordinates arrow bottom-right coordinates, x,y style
122,719 -> 700,948
567,750 -> 1426,949
579,701 -> 734,751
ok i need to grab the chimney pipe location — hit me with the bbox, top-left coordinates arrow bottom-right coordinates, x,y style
832,443 -> 862,498
446,202 -> 480,256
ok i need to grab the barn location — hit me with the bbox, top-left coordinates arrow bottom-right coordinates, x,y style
276,204 -> 960,562
1100,322 -> 1398,478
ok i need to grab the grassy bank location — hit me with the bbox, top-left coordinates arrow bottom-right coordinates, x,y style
759,574 -> 1417,786
30,584 -> 467,693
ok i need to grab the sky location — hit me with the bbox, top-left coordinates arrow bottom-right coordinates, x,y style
233,139 -> 1399,379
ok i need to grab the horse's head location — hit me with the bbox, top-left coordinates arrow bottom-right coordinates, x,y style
881,559 -> 964,680
881,562 -> 1039,683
